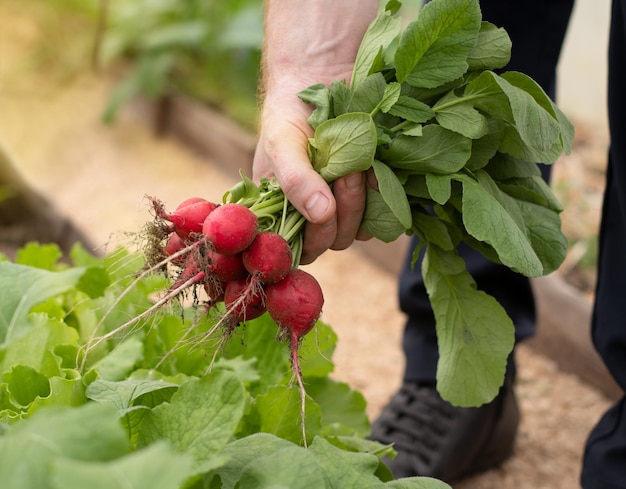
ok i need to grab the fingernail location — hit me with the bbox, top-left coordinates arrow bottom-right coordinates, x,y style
305,192 -> 330,223
345,172 -> 364,192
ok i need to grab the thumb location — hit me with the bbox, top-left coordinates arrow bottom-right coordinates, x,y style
253,117 -> 336,227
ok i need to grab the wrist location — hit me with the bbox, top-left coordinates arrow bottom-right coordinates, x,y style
261,0 -> 378,92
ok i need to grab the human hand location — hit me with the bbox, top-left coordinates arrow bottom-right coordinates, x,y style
253,0 -> 378,264
253,81 -> 370,264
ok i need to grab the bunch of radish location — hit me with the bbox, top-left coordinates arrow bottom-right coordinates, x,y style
151,176 -> 323,331
145,176 -> 324,438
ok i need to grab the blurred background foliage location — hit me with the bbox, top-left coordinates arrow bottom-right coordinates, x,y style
20,0 -> 264,130
21,0 -> 421,131
96,0 -> 264,128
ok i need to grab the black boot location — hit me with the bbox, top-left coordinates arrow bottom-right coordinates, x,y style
369,378 -> 520,482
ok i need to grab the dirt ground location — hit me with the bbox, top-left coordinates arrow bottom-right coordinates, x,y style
0,2 -> 620,488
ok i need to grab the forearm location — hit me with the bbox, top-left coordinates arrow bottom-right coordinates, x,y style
254,0 -> 376,263
261,0 -> 379,95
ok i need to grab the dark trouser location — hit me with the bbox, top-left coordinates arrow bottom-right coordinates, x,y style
399,0 -> 574,384
580,1 -> 626,487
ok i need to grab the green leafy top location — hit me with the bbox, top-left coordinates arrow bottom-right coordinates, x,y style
299,0 -> 573,406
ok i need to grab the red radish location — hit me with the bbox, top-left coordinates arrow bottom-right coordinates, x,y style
242,232 -> 293,284
208,250 -> 247,282
171,200 -> 217,239
224,277 -> 266,324
204,279 -> 226,304
266,268 -> 324,340
152,197 -> 217,240
202,203 -> 258,255
163,233 -> 188,267
265,268 -> 324,447
168,258 -> 206,293
176,197 -> 207,209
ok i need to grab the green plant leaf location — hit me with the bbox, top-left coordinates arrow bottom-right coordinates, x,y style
498,176 -> 563,212
378,125 -> 471,174
351,9 -> 402,88
225,170 -> 260,204
138,370 -> 245,462
433,90 -> 489,139
385,477 -> 452,488
500,71 -> 575,154
256,385 -> 322,445
482,152 -> 542,180
308,437 -> 383,488
1,314 -> 79,377
458,173 -> 544,277
3,365 -> 50,408
403,174 -> 431,199
224,313 -> 289,389
329,80 -> 353,116
236,445 -> 326,489
460,70 -> 512,121
349,73 -> 388,114
76,267 -> 111,299
402,123 -> 425,136
216,433 -> 297,489
422,245 -> 514,407
466,22 -> 511,71
0,263 -> 86,347
15,243 -> 62,270
387,96 -> 435,123
86,379 -> 179,412
465,123 -> 502,170
372,159 -> 412,228
465,71 -> 563,162
412,212 -> 455,251
49,441 -> 195,489
88,336 -> 144,382
298,83 -> 331,129
0,404 -> 130,489
298,321 -> 337,379
515,201 -> 568,275
378,82 -> 402,114
213,356 -> 261,385
361,188 -> 407,243
305,378 -> 370,437
394,0 -> 481,87
492,84 -> 563,160
28,376 -> 87,414
142,314 -> 219,378
102,248 -> 145,282
309,113 -> 378,182
425,174 -> 452,205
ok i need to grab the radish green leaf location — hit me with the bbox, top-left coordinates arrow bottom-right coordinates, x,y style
422,245 -> 514,406
308,113 -> 377,181
394,0 -> 481,87
372,159 -> 412,228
